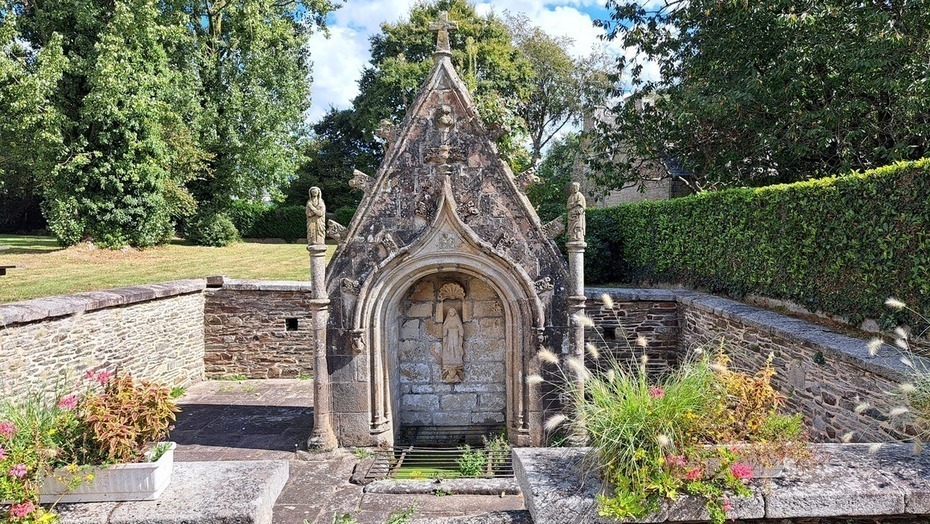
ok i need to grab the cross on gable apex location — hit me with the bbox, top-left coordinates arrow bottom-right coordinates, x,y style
429,11 -> 458,59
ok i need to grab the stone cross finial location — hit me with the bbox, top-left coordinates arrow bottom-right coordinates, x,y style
429,11 -> 458,58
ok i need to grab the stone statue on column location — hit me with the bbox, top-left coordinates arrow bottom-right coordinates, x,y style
567,182 -> 586,243
306,186 -> 326,246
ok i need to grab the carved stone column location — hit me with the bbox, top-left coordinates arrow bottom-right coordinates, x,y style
307,244 -> 336,450
566,183 -> 587,441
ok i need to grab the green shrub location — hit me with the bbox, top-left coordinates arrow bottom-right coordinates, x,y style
228,200 -> 273,237
587,159 -> 930,330
227,201 -> 305,241
186,211 -> 239,247
334,205 -> 356,227
247,205 -> 305,241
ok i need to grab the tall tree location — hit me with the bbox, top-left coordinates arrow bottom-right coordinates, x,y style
0,14 -> 66,232
506,14 -> 581,164
5,0 -> 334,246
180,0 -> 336,214
592,0 -> 930,191
42,0 -> 203,247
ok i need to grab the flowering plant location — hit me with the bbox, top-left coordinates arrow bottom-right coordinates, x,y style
538,295 -> 809,524
0,369 -> 178,523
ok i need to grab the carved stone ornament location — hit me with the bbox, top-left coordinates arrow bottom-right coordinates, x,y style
542,216 -> 566,240
437,282 -> 466,301
437,233 -> 458,251
416,194 -> 434,218
350,329 -> 366,355
424,144 -> 466,164
379,233 -> 399,254
305,186 -> 326,246
326,219 -> 347,242
349,169 -> 373,193
567,181 -> 587,243
458,201 -> 479,217
496,233 -> 517,251
375,119 -> 398,149
341,278 -> 360,295
516,167 -> 540,190
534,277 -> 554,294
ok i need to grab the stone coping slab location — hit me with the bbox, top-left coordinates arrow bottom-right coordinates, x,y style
210,276 -> 313,292
0,279 -> 206,326
514,444 -> 930,524
589,287 -> 913,381
364,477 -> 521,496
56,460 -> 289,524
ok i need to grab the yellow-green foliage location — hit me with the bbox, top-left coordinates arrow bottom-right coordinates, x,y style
586,159 -> 930,330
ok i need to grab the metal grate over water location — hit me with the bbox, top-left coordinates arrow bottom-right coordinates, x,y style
364,426 -> 513,482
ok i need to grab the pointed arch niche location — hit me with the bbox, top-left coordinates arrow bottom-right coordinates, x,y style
351,181 -> 544,446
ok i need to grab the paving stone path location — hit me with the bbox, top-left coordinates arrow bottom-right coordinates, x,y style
173,379 -> 528,523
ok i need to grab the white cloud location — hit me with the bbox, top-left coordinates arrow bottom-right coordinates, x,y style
306,25 -> 370,123
306,1 -> 618,124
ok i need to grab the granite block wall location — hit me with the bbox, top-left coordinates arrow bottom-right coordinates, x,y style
0,280 -> 206,401
586,288 -> 911,443
585,289 -> 679,376
204,279 -> 316,379
397,275 -> 507,428
677,293 -> 909,442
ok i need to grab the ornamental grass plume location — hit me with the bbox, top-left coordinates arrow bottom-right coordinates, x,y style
537,348 -> 560,365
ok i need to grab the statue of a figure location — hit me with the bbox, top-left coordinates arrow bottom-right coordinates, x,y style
306,186 -> 326,245
438,308 -> 465,383
567,182 -> 586,242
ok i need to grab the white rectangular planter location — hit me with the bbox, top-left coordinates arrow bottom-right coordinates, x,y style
39,442 -> 176,503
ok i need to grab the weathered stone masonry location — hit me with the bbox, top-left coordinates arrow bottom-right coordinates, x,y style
590,288 -> 911,443
204,279 -> 315,379
0,278 -> 910,446
0,280 -> 207,402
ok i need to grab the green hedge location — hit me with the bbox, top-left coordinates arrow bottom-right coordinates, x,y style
587,159 -> 930,328
228,201 -> 306,241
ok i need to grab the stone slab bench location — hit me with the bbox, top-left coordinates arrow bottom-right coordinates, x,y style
514,444 -> 930,523
55,460 -> 289,524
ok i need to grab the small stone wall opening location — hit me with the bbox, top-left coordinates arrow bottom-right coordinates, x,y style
285,318 -> 298,331
394,274 -> 508,435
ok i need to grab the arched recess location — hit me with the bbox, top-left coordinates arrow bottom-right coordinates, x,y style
351,180 -> 545,445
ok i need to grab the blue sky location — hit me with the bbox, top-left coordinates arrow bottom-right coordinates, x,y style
305,0 -> 622,124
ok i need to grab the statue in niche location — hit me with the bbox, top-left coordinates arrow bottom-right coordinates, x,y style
306,186 -> 326,245
567,181 -> 586,242
432,307 -> 465,383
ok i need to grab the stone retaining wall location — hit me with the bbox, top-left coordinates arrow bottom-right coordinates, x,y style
204,279 -> 315,379
587,288 -> 911,443
677,293 -> 909,442
0,280 -> 206,401
585,289 -> 679,376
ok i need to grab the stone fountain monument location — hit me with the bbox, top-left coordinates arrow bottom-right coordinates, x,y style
306,12 -> 584,449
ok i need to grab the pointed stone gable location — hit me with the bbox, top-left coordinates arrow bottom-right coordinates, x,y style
323,36 -> 568,447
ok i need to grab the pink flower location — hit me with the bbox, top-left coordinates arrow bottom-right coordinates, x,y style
649,387 -> 665,399
730,461 -> 754,481
0,445 -> 5,460
58,394 -> 79,410
0,422 -> 15,439
666,454 -> 686,467
685,467 -> 703,481
95,369 -> 113,385
10,501 -> 35,518
83,369 -> 97,381
9,463 -> 27,478
721,499 -> 733,512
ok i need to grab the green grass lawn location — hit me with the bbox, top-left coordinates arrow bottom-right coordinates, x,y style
0,235 -> 335,303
